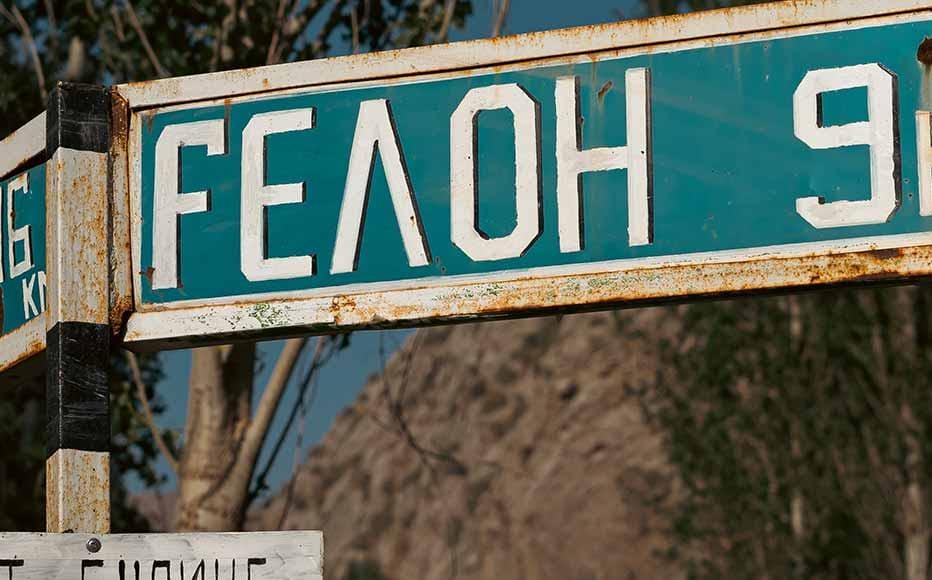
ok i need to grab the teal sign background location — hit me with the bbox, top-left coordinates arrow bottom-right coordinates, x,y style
139,19 -> 932,305
0,163 -> 46,333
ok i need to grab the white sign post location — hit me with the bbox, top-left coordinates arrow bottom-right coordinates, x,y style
0,532 -> 323,580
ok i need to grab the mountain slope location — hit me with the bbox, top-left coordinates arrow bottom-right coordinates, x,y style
252,309 -> 682,580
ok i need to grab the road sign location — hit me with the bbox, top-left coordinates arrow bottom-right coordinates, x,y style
0,531 -> 323,579
0,113 -> 47,378
113,0 -> 932,349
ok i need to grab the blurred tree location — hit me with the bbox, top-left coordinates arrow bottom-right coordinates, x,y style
637,0 -> 762,17
647,289 -> 932,580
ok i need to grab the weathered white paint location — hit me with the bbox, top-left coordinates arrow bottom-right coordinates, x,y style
451,83 -> 541,261
114,1 -> 932,109
0,317 -> 44,373
46,450 -> 110,534
916,111 -> 932,216
555,68 -> 651,252
332,99 -> 430,274
0,112 -> 45,181
7,172 -> 34,279
45,144 -> 111,534
46,149 -> 108,329
242,109 -> 316,282
152,119 -> 226,290
0,531 -> 323,580
794,63 -> 899,228
124,231 -> 932,349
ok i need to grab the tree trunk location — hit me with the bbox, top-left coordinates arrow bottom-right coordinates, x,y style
787,296 -> 806,577
903,403 -> 929,580
904,288 -> 930,580
174,339 -> 307,531
175,344 -> 256,531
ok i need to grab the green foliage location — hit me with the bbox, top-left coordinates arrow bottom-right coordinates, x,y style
0,352 -> 165,532
0,380 -> 45,530
110,352 -> 170,531
343,559 -> 388,580
646,288 -> 932,578
0,0 -> 471,136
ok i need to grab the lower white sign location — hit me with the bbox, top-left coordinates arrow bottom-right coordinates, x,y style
0,531 -> 322,579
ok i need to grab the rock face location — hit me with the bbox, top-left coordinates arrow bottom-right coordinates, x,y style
252,309 -> 682,580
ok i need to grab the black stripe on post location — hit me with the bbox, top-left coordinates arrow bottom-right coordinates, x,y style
45,81 -> 111,459
46,82 -> 110,155
46,322 -> 110,457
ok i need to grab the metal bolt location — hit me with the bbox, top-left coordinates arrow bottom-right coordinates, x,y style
86,538 -> 102,553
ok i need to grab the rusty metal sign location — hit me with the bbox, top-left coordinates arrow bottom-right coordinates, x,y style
0,113 -> 47,377
112,0 -> 932,349
0,531 -> 322,579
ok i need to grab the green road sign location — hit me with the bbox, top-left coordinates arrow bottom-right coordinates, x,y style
0,164 -> 46,336
0,111 -> 47,376
115,1 -> 932,348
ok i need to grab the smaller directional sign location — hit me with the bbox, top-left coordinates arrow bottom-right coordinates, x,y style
0,109 -> 48,378
0,164 -> 47,336
0,531 -> 323,580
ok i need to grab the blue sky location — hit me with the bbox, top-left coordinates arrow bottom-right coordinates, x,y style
138,0 -> 644,496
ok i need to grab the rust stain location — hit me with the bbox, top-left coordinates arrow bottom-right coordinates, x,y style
919,38 -> 932,66
597,80 -> 613,103
865,247 -> 904,261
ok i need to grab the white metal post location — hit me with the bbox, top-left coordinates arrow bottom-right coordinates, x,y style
44,83 -> 111,534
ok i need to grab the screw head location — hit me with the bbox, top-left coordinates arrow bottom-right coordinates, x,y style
86,538 -> 102,553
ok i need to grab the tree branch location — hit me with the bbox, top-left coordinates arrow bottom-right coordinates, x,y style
251,336 -> 329,501
42,0 -> 58,52
491,0 -> 510,38
266,0 -> 290,64
124,349 -> 179,475
110,5 -> 126,42
0,4 -> 47,104
239,338 -> 308,478
275,337 -> 328,528
123,0 -> 169,77
350,5 -> 360,54
435,0 -> 456,43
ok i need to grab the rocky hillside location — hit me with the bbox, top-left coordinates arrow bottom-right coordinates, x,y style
252,309 -> 683,580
